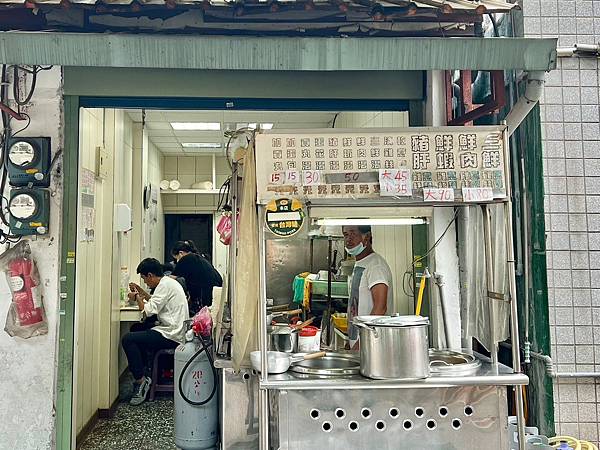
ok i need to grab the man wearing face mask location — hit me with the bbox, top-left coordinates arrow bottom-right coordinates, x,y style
342,225 -> 394,348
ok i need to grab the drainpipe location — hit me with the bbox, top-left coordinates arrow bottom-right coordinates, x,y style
501,343 -> 600,379
504,71 -> 546,137
556,43 -> 600,58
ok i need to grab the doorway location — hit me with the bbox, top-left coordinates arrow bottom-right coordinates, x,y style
64,103 -> 416,450
164,214 -> 213,262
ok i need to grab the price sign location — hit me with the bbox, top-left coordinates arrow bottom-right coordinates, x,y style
285,170 -> 300,185
462,187 -> 494,202
302,170 -> 323,186
270,172 -> 284,185
378,169 -> 412,197
423,187 -> 455,202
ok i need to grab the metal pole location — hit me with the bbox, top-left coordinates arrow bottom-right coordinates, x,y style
482,205 -> 498,367
230,162 -> 239,330
520,156 -> 532,364
502,125 -> 527,450
258,208 -> 270,450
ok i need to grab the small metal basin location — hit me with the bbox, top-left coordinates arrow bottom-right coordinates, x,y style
289,352 -> 360,376
429,349 -> 481,377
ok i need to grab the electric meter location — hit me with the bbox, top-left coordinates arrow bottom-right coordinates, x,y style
8,189 -> 50,236
6,137 -> 51,187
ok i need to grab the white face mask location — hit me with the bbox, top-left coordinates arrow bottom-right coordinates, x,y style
345,242 -> 365,256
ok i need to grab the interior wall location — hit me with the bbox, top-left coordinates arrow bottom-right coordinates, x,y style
334,111 -> 413,314
74,108 -> 108,435
75,108 -> 136,436
144,141 -> 165,261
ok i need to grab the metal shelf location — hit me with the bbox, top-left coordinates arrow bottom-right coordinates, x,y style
160,189 -> 220,194
259,357 -> 529,390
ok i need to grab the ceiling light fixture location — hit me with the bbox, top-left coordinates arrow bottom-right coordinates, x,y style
261,123 -> 274,129
170,122 -> 221,131
315,218 -> 427,226
181,143 -> 222,148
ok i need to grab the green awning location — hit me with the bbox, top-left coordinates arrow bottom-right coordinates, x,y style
0,33 -> 557,71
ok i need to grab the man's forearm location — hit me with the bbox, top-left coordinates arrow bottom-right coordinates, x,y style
136,295 -> 145,311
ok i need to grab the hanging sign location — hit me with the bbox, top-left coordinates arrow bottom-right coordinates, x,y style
265,198 -> 305,237
379,168 -> 412,197
255,126 -> 507,204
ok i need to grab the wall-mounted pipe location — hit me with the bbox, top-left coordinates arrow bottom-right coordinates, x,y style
505,71 -> 545,137
556,44 -> 600,58
500,342 -> 600,379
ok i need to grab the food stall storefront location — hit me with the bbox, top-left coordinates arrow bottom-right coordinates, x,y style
216,123 -> 530,450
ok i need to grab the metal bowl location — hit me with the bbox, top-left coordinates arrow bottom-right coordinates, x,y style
429,349 -> 481,377
289,352 -> 360,376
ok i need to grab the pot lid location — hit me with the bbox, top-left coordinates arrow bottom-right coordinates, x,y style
354,315 -> 429,327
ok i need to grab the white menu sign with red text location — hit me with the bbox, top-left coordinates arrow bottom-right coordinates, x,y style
255,126 -> 507,204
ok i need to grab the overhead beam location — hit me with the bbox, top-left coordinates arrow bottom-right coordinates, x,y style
0,32 -> 557,71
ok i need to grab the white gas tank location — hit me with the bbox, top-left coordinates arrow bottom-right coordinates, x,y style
174,335 -> 219,450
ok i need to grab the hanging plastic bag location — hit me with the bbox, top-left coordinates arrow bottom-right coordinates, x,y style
192,306 -> 213,338
217,212 -> 238,246
0,241 -> 47,338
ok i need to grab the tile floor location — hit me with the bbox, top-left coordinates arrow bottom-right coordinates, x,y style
79,373 -> 177,450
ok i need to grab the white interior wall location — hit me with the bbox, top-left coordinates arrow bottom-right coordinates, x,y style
74,109 -> 137,433
0,68 -> 62,450
74,108 -> 107,435
74,108 -> 139,436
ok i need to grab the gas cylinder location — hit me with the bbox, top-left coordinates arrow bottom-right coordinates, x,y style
174,332 -> 219,450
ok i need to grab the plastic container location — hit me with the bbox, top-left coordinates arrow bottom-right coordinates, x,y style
119,266 -> 129,306
298,326 -> 321,352
332,313 -> 348,333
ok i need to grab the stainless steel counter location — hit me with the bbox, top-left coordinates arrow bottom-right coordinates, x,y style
260,356 -> 528,390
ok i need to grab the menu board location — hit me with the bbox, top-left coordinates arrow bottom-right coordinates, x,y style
255,126 -> 507,204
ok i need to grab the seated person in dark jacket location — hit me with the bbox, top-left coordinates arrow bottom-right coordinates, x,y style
171,240 -> 223,315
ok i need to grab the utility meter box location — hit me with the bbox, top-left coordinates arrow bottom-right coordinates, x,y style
8,188 -> 50,236
6,137 -> 51,187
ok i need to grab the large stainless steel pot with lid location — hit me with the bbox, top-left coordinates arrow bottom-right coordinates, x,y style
353,315 -> 430,380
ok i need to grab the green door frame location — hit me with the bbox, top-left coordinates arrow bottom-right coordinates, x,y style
56,95 -> 80,450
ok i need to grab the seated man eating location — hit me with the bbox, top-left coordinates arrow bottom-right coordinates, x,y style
122,258 -> 189,405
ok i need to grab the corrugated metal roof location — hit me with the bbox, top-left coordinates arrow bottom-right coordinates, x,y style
0,0 -> 518,36
0,0 -> 517,12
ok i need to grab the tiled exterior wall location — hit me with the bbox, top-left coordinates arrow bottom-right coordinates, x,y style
524,0 -> 600,443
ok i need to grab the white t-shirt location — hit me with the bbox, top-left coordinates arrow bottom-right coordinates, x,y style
144,276 -> 190,344
347,252 -> 394,343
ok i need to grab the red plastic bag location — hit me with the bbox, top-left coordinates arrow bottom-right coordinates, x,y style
217,212 -> 237,246
0,241 -> 47,338
192,306 -> 213,338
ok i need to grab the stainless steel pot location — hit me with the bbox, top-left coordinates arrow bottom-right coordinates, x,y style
354,315 -> 430,380
270,328 -> 298,353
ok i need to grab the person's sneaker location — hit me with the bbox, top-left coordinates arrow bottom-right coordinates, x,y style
130,376 -> 151,406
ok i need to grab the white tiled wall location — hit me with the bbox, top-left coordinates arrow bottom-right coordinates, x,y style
161,155 -> 230,210
524,0 -> 600,443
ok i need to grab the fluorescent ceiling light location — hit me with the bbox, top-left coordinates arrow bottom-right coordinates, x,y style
261,123 -> 274,129
181,142 -> 222,148
315,218 -> 427,226
248,123 -> 257,130
170,122 -> 221,131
